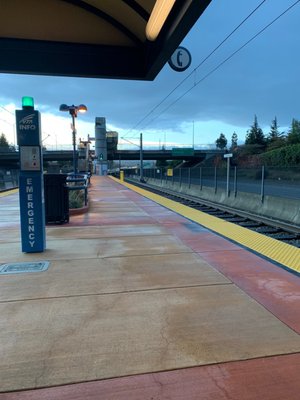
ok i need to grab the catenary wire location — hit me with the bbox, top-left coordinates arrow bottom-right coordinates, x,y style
0,105 -> 14,115
124,0 -> 268,137
141,0 -> 300,130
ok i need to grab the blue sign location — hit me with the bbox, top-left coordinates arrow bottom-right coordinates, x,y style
168,47 -> 192,72
16,110 -> 41,146
19,174 -> 45,252
16,101 -> 46,253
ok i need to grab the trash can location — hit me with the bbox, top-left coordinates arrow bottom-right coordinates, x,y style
44,174 -> 69,224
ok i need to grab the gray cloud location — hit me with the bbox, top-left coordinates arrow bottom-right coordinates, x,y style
1,0 -> 299,139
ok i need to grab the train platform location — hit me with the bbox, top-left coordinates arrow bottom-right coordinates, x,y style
0,176 -> 299,399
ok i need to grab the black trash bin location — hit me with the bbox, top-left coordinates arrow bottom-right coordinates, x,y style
44,174 -> 69,224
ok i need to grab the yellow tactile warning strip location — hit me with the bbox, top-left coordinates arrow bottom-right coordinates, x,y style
111,177 -> 300,274
0,188 -> 18,197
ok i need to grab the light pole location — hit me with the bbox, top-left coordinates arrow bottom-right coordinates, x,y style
140,133 -> 144,182
59,104 -> 87,175
42,134 -> 51,144
121,134 -> 144,182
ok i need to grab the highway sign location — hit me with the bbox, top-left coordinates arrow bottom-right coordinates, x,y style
172,148 -> 194,156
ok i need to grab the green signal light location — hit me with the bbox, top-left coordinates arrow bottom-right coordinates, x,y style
22,96 -> 34,109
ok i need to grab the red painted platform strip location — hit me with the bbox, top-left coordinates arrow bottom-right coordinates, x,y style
198,245 -> 300,333
1,353 -> 299,400
115,179 -> 300,333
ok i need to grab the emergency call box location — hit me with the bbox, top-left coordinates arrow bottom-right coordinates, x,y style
20,146 -> 41,171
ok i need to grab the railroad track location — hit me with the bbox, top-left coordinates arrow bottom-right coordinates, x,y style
127,179 -> 300,248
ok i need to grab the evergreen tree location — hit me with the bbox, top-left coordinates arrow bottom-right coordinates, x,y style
245,115 -> 265,146
267,117 -> 280,141
287,118 -> 300,144
0,133 -> 10,152
215,133 -> 227,150
231,132 -> 238,149
266,117 -> 285,150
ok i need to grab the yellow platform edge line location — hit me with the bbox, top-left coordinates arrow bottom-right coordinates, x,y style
0,188 -> 19,197
110,177 -> 300,274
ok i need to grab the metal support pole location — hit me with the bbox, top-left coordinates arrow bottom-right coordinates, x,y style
233,166 -> 237,197
179,168 -> 182,187
140,133 -> 143,182
226,157 -> 230,197
188,168 -> 191,189
214,166 -> 217,194
200,167 -> 202,191
71,113 -> 77,175
261,165 -> 265,203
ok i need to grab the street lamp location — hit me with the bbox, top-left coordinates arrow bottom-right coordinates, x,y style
59,104 -> 87,175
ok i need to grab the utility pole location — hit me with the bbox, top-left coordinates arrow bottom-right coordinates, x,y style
140,132 -> 144,182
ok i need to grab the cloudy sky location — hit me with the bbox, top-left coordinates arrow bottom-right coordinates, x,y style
0,0 -> 300,150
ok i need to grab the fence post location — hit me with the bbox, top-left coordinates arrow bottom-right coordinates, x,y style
200,167 -> 202,190
226,157 -> 230,197
261,165 -> 265,203
233,166 -> 237,197
214,166 -> 217,194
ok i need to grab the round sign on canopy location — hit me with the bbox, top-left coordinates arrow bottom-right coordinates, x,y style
168,46 -> 192,72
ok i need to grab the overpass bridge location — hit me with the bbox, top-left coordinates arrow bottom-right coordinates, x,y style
112,149 -> 225,161
0,149 -> 225,168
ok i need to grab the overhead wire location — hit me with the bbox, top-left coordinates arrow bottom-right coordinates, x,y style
124,0 -> 268,137
0,105 -> 14,115
142,0 -> 300,130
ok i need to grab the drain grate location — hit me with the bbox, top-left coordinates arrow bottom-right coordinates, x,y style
0,261 -> 50,275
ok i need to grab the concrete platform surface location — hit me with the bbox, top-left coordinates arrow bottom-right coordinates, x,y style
0,177 -> 299,398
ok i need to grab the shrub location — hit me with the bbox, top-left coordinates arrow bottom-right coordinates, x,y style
69,189 -> 85,209
260,144 -> 300,166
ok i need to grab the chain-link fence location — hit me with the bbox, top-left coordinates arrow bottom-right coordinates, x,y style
0,169 -> 19,191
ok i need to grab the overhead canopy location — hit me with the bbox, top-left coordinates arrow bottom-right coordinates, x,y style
0,0 -> 212,80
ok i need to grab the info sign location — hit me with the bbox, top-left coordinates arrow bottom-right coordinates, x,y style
16,98 -> 46,252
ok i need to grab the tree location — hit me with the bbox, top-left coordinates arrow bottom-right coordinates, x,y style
0,133 -> 10,152
231,132 -> 238,150
287,118 -> 300,145
267,117 -> 280,141
266,117 -> 285,150
215,133 -> 227,150
245,115 -> 265,146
